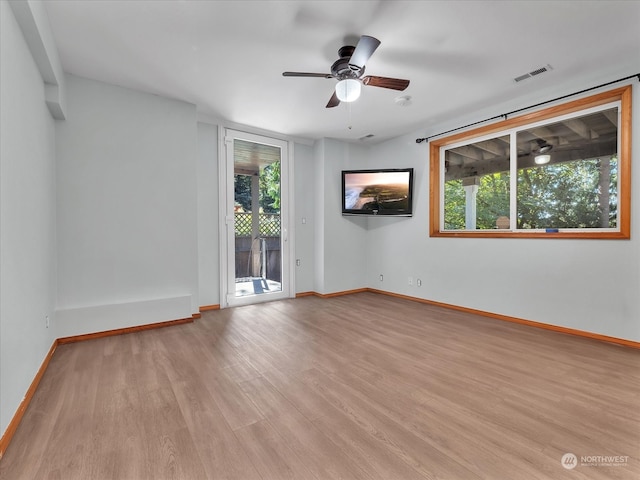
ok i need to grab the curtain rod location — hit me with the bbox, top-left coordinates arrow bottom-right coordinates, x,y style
415,73 -> 640,144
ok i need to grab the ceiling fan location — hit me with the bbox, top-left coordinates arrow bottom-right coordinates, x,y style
282,35 -> 410,108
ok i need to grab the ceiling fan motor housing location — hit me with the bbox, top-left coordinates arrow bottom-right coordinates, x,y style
331,46 -> 364,79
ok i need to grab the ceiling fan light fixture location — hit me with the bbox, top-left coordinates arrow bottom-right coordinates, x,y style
534,154 -> 551,165
534,141 -> 553,164
335,78 -> 361,102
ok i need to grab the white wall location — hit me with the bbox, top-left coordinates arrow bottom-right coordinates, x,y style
313,138 -> 370,294
313,139 -> 326,293
0,0 -> 58,437
362,83 -> 640,342
55,74 -> 199,337
197,122 -> 219,306
293,143 -> 316,293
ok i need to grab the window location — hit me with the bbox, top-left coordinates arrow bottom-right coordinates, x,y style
429,86 -> 631,239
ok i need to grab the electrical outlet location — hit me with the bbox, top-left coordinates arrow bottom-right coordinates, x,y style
408,276 -> 413,286
45,315 -> 49,328
417,279 -> 422,287
379,274 -> 384,282
296,259 -> 301,266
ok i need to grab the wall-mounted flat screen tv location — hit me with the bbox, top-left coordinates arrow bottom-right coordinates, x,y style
342,168 -> 414,216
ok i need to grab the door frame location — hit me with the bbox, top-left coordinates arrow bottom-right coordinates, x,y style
218,126 -> 295,308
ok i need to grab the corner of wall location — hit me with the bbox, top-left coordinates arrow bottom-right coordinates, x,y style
313,139 -> 326,293
8,0 -> 66,119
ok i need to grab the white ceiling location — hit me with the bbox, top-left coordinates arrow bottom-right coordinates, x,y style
43,0 -> 640,144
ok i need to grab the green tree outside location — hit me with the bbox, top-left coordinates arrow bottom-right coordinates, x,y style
259,161 -> 280,213
444,158 -> 617,230
234,160 -> 281,213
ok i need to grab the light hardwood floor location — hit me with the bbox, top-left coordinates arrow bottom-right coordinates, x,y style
1,292 -> 639,479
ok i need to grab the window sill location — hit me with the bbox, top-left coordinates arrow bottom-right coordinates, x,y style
431,230 -> 629,239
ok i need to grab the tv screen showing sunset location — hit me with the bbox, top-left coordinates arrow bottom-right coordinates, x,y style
344,171 -> 410,211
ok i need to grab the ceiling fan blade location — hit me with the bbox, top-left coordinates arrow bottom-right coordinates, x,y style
283,72 -> 333,78
326,91 -> 340,108
348,35 -> 381,69
362,76 -> 410,91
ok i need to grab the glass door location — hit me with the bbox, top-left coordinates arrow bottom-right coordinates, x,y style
221,129 -> 293,308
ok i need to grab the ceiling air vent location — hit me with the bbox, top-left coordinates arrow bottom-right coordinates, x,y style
514,64 -> 553,83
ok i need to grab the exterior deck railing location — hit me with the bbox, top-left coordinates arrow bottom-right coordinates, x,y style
234,212 -> 280,237
234,213 -> 281,282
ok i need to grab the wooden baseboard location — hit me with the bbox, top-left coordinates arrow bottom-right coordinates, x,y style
295,291 -> 315,298
0,340 -> 58,460
57,317 -> 194,345
300,287 -> 640,349
199,304 -> 220,312
302,288 -> 369,299
366,288 -> 640,349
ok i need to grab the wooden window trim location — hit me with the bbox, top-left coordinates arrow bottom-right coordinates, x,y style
429,85 -> 632,239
